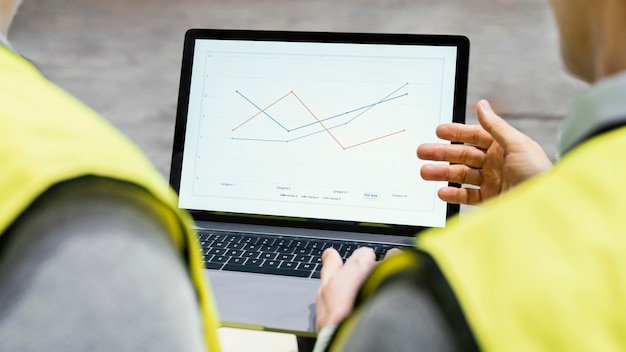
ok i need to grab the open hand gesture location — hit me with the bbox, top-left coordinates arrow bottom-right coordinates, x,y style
417,100 -> 552,205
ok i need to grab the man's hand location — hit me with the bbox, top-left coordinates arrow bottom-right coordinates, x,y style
316,247 -> 377,332
316,247 -> 400,332
417,99 -> 553,205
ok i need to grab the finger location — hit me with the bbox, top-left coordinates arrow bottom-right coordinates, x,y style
320,248 -> 343,286
345,247 -> 377,266
384,248 -> 403,259
435,123 -> 494,150
421,164 -> 483,186
437,186 -> 483,205
340,247 -> 377,284
417,143 -> 486,169
476,100 -> 525,153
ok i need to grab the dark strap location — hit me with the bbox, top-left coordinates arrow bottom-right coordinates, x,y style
419,249 -> 480,351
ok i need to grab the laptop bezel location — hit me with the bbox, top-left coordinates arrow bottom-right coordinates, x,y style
170,29 -> 469,237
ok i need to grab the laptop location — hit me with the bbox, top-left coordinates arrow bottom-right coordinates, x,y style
169,29 -> 469,337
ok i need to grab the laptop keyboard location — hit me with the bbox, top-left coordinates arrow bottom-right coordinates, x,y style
197,230 -> 404,279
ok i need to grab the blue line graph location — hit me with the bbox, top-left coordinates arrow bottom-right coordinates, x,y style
231,83 -> 409,148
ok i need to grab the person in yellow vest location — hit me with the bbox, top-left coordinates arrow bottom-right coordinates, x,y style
0,1 -> 221,350
315,0 -> 626,350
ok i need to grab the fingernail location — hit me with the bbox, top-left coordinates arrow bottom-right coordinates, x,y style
321,248 -> 332,261
479,100 -> 492,112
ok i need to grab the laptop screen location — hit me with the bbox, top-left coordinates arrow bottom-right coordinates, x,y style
171,29 -> 469,234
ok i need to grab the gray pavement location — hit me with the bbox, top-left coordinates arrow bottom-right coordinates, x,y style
10,0 -> 587,176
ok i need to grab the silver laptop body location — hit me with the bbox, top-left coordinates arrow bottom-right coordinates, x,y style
170,29 -> 469,336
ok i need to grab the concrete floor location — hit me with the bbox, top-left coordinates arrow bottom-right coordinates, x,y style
10,0 -> 586,176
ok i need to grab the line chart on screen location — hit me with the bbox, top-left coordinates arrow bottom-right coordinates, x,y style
230,82 -> 410,151
178,39 -> 458,224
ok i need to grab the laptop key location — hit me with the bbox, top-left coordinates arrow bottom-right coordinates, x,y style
278,254 -> 295,261
225,249 -> 244,257
261,245 -> 279,252
311,248 -> 324,257
258,237 -> 276,246
207,248 -> 226,255
223,264 -> 310,278
243,243 -> 261,251
244,258 -> 263,267
205,232 -> 225,241
228,257 -> 246,265
299,263 -> 317,272
280,261 -> 297,270
259,252 -> 277,260
309,241 -> 322,249
343,244 -> 357,253
275,238 -> 293,247
260,266 -> 310,278
295,248 -> 313,256
292,240 -> 310,249
243,251 -> 260,258
265,260 -> 281,268
321,241 -> 343,250
295,254 -> 313,263
205,262 -> 224,270
212,241 -> 227,248
377,245 -> 395,259
209,255 -> 228,263
228,242 -> 245,250
277,246 -> 296,254
226,235 -> 242,243
241,236 -> 259,244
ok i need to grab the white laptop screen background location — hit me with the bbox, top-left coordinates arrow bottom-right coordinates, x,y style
178,39 -> 457,229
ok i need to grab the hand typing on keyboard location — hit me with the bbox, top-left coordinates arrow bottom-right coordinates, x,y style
316,247 -> 402,332
198,231 -> 403,279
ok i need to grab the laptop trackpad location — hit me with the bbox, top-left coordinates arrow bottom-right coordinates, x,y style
206,270 -> 319,334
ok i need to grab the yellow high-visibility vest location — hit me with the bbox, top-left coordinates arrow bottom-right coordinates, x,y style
0,45 -> 221,351
332,124 -> 626,351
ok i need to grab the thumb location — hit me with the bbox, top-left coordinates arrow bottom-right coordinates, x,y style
476,100 -> 524,153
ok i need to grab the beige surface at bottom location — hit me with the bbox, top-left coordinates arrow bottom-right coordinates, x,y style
218,327 -> 299,352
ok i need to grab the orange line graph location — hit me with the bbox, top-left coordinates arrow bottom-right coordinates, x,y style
232,88 -> 407,150
231,90 -> 293,132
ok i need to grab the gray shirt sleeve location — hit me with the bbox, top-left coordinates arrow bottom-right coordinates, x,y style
313,276 -> 461,352
0,178 -> 206,351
